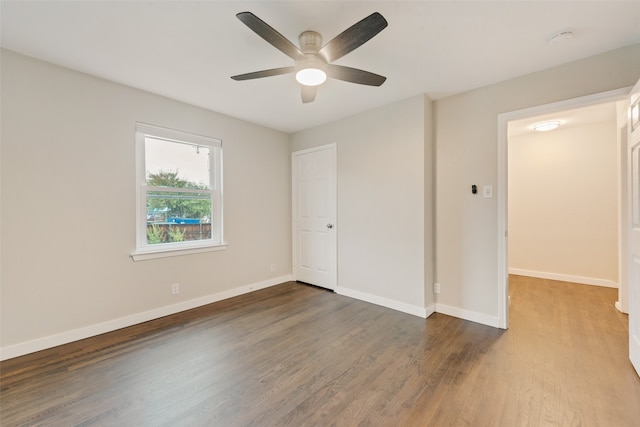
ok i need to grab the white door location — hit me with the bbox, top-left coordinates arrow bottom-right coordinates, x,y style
627,77 -> 640,376
292,144 -> 337,290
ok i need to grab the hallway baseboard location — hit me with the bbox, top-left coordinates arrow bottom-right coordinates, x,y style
508,268 -> 617,288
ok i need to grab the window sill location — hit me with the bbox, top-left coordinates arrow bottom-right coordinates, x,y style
130,243 -> 227,261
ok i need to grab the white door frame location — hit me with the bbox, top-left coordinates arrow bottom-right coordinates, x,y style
291,143 -> 338,289
627,78 -> 640,376
497,87 -> 631,329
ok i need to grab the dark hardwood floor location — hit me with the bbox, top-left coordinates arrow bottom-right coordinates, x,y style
2,276 -> 639,426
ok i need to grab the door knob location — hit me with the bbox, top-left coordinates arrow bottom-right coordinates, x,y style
327,223 -> 333,229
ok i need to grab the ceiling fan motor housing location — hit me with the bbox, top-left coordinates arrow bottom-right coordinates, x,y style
298,31 -> 323,54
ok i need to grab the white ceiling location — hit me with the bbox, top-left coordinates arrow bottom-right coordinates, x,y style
2,1 -> 639,134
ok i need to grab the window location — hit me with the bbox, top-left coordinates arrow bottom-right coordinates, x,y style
132,123 -> 224,261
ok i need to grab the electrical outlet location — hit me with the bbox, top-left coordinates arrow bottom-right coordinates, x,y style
434,282 -> 441,294
171,283 -> 180,295
270,264 -> 276,273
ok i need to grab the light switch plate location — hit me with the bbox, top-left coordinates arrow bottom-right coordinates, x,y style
483,185 -> 493,198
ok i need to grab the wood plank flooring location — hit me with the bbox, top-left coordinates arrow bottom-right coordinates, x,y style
2,276 -> 639,426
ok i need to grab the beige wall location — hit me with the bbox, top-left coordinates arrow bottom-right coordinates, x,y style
291,95 -> 433,314
0,50 -> 292,354
435,45 -> 640,324
508,120 -> 618,286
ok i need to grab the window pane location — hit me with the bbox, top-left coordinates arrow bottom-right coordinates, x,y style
146,190 -> 212,244
145,137 -> 211,189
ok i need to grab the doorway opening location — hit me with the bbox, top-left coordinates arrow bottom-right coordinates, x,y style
497,87 -> 631,329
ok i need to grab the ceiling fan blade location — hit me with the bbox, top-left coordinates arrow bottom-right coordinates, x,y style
319,12 -> 387,63
231,66 -> 295,81
236,12 -> 305,61
327,64 -> 386,86
301,85 -> 318,103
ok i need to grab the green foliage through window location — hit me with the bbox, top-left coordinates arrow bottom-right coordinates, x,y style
147,224 -> 164,244
167,226 -> 186,242
146,170 -> 211,221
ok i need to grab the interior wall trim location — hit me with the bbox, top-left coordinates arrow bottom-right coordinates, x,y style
336,286 -> 432,319
508,268 -> 618,288
0,275 -> 292,361
435,303 -> 501,328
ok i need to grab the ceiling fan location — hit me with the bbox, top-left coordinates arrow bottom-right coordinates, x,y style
231,11 -> 388,103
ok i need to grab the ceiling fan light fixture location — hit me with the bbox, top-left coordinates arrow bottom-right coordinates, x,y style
232,11 -> 388,100
295,67 -> 327,86
533,120 -> 561,132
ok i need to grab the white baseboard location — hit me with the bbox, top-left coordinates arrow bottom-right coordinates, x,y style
0,275 -> 292,361
435,303 -> 501,328
508,268 -> 618,288
615,301 -> 629,314
425,303 -> 436,318
335,286 -> 431,318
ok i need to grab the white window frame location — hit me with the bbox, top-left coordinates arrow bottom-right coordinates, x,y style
131,122 -> 225,261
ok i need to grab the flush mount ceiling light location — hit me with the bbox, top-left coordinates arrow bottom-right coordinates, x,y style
533,120 -> 561,132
